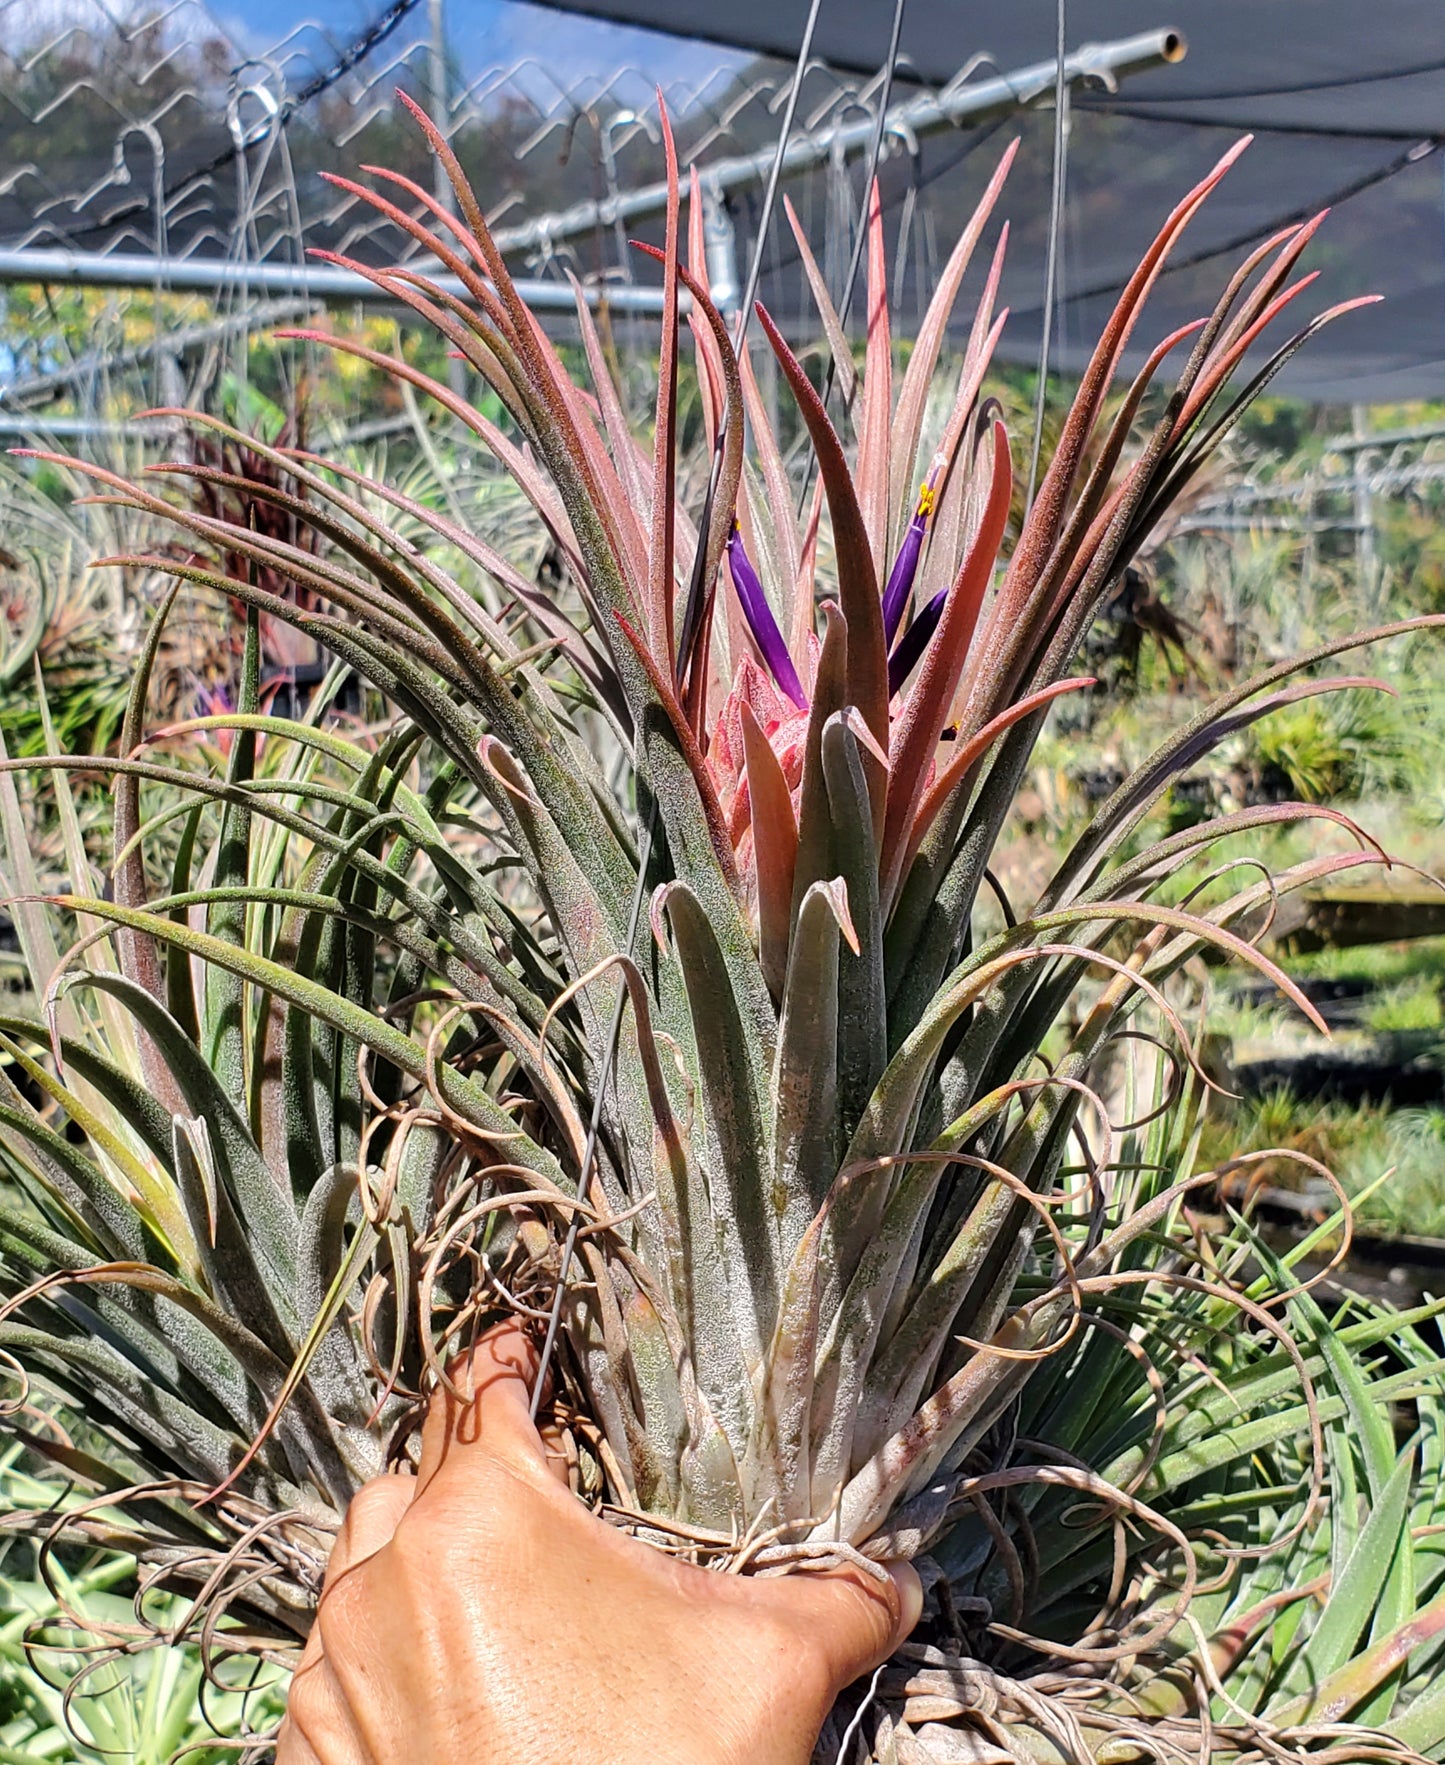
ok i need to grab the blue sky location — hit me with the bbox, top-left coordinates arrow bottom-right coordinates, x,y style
218,0 -> 746,96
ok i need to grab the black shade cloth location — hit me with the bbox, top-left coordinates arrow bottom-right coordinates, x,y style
4,0 -> 1443,402
523,0 -> 1445,402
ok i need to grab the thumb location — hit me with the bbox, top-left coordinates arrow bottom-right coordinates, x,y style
417,1319 -> 550,1491
416,1319 -> 573,1496
762,1559 -> 924,1694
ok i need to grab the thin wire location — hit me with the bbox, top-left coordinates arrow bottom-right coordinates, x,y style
1009,134 -> 1440,320
833,1662 -> 886,1765
530,0 -> 828,1421
839,0 -> 911,325
733,3 -> 828,353
673,0 -> 828,692
794,0 -> 911,519
65,0 -> 424,247
1025,0 -> 1069,516
1090,52 -> 1445,106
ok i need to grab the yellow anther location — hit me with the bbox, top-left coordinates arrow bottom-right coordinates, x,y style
917,483 -> 937,520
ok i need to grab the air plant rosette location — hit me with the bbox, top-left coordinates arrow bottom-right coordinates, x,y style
2,96 -> 1445,1763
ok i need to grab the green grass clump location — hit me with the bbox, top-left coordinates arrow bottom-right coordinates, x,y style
0,1443 -> 286,1761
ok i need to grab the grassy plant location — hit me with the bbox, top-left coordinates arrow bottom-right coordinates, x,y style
1362,980 -> 1443,1036
0,1440 -> 286,1760
1202,1087 -> 1445,1239
1,105 -> 1444,1760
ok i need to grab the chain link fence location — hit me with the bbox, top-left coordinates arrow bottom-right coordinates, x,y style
0,0 -> 1188,430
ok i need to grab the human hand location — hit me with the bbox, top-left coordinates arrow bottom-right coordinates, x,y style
276,1322 -> 922,1765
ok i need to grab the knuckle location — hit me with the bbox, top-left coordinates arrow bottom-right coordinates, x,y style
315,1552 -> 374,1644
282,1669 -> 322,1727
345,1474 -> 411,1535
347,1477 -> 396,1521
390,1499 -> 460,1566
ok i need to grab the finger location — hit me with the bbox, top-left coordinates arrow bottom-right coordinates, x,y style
274,1713 -> 325,1765
416,1318 -> 551,1490
281,1655 -> 376,1764
324,1474 -> 417,1588
763,1559 -> 924,1695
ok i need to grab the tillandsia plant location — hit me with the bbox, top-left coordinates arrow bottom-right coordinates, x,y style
3,95 -> 1445,1761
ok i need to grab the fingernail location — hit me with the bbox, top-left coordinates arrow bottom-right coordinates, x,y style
887,1562 -> 924,1641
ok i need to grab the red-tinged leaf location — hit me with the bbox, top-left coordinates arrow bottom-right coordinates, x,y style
569,271 -> 653,554
614,612 -> 743,901
163,417 -> 608,714
896,678 -> 1094,891
1001,318 -> 1208,659
1191,851 -> 1404,964
1139,295 -> 1385,544
790,601 -> 849,924
686,163 -> 710,294
1176,270 -> 1321,433
739,701 -> 799,998
857,179 -> 893,575
1067,316 -> 1206,538
1101,801 -> 1389,907
648,97 -> 681,666
305,250 -> 537,444
353,159 -> 522,337
272,326 -> 584,569
1044,625 -> 1445,917
634,242 -> 745,727
890,140 -> 1016,551
1204,212 -> 1326,377
791,477 -> 825,668
783,194 -> 858,404
395,93 -> 552,383
1034,899 -> 1332,1034
740,343 -> 801,626
914,226 -> 1009,612
680,186 -> 744,697
315,169 -> 511,336
880,420 -> 1012,908
514,297 -> 650,598
394,96 -> 643,629
1274,1588 -> 1445,1729
755,301 -> 889,824
965,345 -> 1192,735
1007,136 -> 1251,604
296,446 -> 626,724
682,175 -> 726,450
1122,220 -> 1321,476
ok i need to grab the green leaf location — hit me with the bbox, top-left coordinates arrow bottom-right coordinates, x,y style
1275,1448 -> 1414,1702
1386,1671 -> 1445,1752
822,713 -> 887,1146
76,973 -> 299,1320
772,878 -> 849,1241
204,605 -> 259,1110
657,879 -> 777,1379
46,895 -> 563,1187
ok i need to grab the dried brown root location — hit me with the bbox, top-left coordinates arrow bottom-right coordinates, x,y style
813,1645 -> 1436,1765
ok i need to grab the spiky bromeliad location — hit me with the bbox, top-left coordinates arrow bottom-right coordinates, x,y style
3,97 -> 1442,1764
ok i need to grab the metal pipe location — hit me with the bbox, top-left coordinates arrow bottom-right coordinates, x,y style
0,28 -> 1182,310
0,414 -> 175,437
1323,417 -> 1445,453
489,27 -> 1185,256
0,247 -> 673,312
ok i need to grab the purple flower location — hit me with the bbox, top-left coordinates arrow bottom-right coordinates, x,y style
887,584 -> 947,697
882,462 -> 943,646
726,523 -> 807,710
